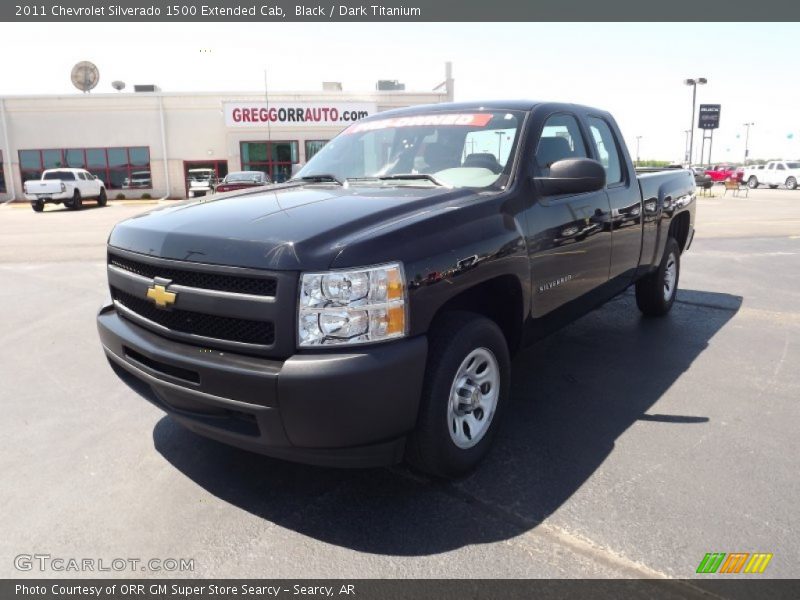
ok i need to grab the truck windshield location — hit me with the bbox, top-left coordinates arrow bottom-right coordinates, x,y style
295,110 -> 524,189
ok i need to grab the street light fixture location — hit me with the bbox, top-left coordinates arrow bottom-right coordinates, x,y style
684,77 -> 707,165
635,136 -> 642,166
743,122 -> 755,166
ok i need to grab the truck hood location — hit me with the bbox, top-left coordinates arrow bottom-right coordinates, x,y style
108,183 -> 476,271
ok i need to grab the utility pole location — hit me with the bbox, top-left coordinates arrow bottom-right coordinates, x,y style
743,122 -> 754,166
635,136 -> 642,166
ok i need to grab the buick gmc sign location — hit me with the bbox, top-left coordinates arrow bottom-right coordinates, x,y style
224,102 -> 376,127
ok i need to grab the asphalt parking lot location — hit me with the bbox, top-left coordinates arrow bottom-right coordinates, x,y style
0,188 -> 798,583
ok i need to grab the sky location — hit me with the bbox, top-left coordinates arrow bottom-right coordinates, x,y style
1,22 -> 798,163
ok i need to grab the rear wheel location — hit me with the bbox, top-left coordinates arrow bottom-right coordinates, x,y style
406,311 -> 510,478
68,190 -> 82,210
97,188 -> 107,206
747,176 -> 759,189
786,177 -> 797,190
636,237 -> 681,317
31,200 -> 44,212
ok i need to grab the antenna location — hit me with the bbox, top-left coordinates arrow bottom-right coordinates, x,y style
263,69 -> 276,180
263,69 -> 273,146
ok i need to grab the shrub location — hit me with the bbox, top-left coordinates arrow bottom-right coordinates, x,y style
141,193 -> 152,199
115,193 -> 126,200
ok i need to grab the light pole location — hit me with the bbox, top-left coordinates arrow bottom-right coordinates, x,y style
743,122 -> 754,166
495,131 -> 504,159
684,130 -> 691,164
635,136 -> 642,166
684,77 -> 707,165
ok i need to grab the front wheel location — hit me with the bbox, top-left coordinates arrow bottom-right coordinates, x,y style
636,237 -> 681,317
406,312 -> 510,478
748,176 -> 759,189
97,188 -> 107,206
786,177 -> 797,190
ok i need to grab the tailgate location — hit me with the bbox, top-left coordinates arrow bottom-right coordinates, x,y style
25,181 -> 62,194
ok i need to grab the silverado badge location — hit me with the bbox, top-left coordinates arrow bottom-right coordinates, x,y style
146,281 -> 177,309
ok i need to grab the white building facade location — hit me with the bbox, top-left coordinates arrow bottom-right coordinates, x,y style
0,82 -> 452,202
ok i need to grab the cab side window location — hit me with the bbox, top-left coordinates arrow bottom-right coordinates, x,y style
777,163 -> 786,171
534,114 -> 588,177
587,117 -> 623,185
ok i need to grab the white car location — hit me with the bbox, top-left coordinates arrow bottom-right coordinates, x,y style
23,168 -> 107,212
744,161 -> 800,190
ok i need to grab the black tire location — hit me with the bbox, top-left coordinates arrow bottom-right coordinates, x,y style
406,311 -> 511,478
769,185 -> 778,189
786,177 -> 797,190
747,176 -> 759,189
97,187 -> 107,206
636,237 -> 681,317
69,190 -> 82,210
31,200 -> 44,212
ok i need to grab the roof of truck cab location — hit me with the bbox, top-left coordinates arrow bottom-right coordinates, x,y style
369,100 -> 610,119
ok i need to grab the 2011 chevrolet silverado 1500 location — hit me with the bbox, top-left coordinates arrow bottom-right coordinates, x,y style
97,101 -> 696,477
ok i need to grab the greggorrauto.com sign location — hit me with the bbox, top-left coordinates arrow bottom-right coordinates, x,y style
224,102 -> 377,128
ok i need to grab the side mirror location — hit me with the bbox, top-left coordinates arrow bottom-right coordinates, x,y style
93,175 -> 99,180
534,158 -> 606,195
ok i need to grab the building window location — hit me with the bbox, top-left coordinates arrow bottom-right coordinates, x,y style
183,160 -> 228,197
0,150 -> 6,193
18,147 -> 151,190
241,141 -> 298,183
305,140 -> 328,162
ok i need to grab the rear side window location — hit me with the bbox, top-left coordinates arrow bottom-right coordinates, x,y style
534,114 -> 588,176
777,163 -> 786,170
588,117 -> 623,185
44,171 -> 75,181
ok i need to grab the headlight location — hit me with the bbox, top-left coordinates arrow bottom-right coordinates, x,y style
298,262 -> 407,347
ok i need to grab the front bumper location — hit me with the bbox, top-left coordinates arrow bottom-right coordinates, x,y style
97,305 -> 428,467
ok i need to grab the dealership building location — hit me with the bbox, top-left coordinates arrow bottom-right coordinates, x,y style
0,67 -> 453,202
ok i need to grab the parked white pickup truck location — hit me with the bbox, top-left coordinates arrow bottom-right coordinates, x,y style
744,161 -> 800,190
24,168 -> 107,212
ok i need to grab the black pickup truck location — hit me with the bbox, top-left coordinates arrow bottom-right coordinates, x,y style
97,101 -> 695,477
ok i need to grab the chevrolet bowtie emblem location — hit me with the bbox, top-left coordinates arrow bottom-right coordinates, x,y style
146,282 -> 177,309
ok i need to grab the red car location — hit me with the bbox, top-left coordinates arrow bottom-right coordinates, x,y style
214,171 -> 270,193
704,165 -> 741,182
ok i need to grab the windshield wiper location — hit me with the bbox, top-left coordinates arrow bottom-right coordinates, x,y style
376,174 -> 449,187
296,174 -> 342,185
